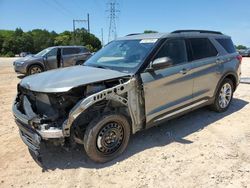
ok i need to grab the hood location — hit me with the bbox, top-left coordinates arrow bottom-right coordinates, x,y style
15,55 -> 42,63
20,66 -> 130,93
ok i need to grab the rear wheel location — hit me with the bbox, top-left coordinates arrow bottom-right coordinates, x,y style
210,78 -> 234,112
27,65 -> 43,75
84,113 -> 131,163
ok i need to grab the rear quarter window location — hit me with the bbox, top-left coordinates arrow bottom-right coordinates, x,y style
216,38 -> 236,54
189,38 -> 218,61
80,47 -> 89,53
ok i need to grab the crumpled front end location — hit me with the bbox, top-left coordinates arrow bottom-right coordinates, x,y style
12,85 -> 67,155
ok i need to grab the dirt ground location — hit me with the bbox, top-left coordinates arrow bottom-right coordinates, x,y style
0,57 -> 249,188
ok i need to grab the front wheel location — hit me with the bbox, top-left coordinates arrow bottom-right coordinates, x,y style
27,65 -> 43,75
210,78 -> 234,112
84,113 -> 131,163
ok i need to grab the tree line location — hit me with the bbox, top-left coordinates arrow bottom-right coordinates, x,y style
0,28 -> 102,57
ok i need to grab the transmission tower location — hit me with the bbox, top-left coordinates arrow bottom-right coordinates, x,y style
107,0 -> 119,42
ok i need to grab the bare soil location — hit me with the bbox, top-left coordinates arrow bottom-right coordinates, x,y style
0,57 -> 250,188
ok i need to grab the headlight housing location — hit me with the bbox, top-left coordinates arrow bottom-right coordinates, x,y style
15,61 -> 25,66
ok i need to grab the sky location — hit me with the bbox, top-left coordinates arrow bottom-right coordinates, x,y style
0,0 -> 250,46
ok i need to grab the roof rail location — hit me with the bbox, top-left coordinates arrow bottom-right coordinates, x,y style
171,30 -> 222,35
126,33 -> 143,36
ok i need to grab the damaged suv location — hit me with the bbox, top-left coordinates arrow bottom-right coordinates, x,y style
13,30 -> 241,163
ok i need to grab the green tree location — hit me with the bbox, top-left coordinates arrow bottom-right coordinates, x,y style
73,28 -> 102,51
236,45 -> 247,50
29,29 -> 55,53
0,28 -> 102,55
144,30 -> 158,34
54,31 -> 72,46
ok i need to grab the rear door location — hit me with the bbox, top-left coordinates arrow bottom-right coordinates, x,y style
62,47 -> 79,67
187,38 -> 221,101
141,38 -> 193,123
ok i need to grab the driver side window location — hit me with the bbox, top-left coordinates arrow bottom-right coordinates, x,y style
154,39 -> 187,65
47,48 -> 57,57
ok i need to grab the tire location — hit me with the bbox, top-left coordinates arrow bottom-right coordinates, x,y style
27,64 -> 43,75
210,78 -> 234,112
84,113 -> 131,163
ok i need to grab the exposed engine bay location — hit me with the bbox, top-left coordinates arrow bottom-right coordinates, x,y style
14,76 -> 145,148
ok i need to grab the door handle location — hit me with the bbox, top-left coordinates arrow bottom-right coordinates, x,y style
179,68 -> 190,74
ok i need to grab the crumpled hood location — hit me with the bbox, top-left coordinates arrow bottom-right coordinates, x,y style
20,66 -> 130,93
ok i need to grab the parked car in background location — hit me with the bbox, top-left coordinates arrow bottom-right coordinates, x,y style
13,46 -> 91,75
19,52 -> 32,57
238,49 -> 245,56
240,48 -> 250,57
13,30 -> 241,163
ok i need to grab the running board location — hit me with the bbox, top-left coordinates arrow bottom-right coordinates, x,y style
154,99 -> 208,122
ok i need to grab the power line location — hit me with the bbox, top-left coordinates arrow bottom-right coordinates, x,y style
42,0 -> 72,18
107,0 -> 119,42
53,0 -> 77,18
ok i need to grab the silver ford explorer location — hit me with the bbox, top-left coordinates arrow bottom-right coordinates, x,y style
13,30 -> 242,163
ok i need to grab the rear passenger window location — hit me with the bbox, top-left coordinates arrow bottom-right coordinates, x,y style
216,38 -> 236,53
155,39 -> 187,65
189,38 -> 218,61
63,48 -> 79,55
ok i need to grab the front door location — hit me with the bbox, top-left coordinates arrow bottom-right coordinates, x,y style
45,48 -> 58,70
141,38 -> 193,124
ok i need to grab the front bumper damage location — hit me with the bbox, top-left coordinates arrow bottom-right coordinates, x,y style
12,96 -> 64,156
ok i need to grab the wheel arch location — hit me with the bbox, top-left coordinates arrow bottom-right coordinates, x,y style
70,99 -> 132,142
26,62 -> 45,73
214,71 -> 238,97
62,80 -> 135,137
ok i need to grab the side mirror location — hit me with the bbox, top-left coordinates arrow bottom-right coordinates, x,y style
147,57 -> 173,71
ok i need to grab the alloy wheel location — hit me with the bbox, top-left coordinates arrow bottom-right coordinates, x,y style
30,66 -> 42,74
218,83 -> 232,109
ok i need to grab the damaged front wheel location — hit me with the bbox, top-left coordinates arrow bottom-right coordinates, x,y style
84,113 -> 131,163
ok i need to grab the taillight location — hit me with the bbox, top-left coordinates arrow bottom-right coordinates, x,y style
237,55 -> 242,63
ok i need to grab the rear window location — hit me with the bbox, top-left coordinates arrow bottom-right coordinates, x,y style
189,38 -> 218,61
216,38 -> 236,53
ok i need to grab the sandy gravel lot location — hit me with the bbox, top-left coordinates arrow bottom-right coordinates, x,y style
0,57 -> 250,188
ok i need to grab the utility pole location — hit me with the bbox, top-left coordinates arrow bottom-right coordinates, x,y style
87,13 -> 90,33
72,13 -> 90,43
107,0 -> 119,42
73,19 -> 76,43
101,28 -> 104,46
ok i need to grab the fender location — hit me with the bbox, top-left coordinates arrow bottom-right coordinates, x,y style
213,71 -> 238,98
62,78 -> 145,136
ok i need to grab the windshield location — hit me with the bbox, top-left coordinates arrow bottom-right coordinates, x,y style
34,47 -> 53,57
84,39 -> 158,73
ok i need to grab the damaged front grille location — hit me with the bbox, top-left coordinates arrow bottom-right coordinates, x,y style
17,85 -> 85,129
